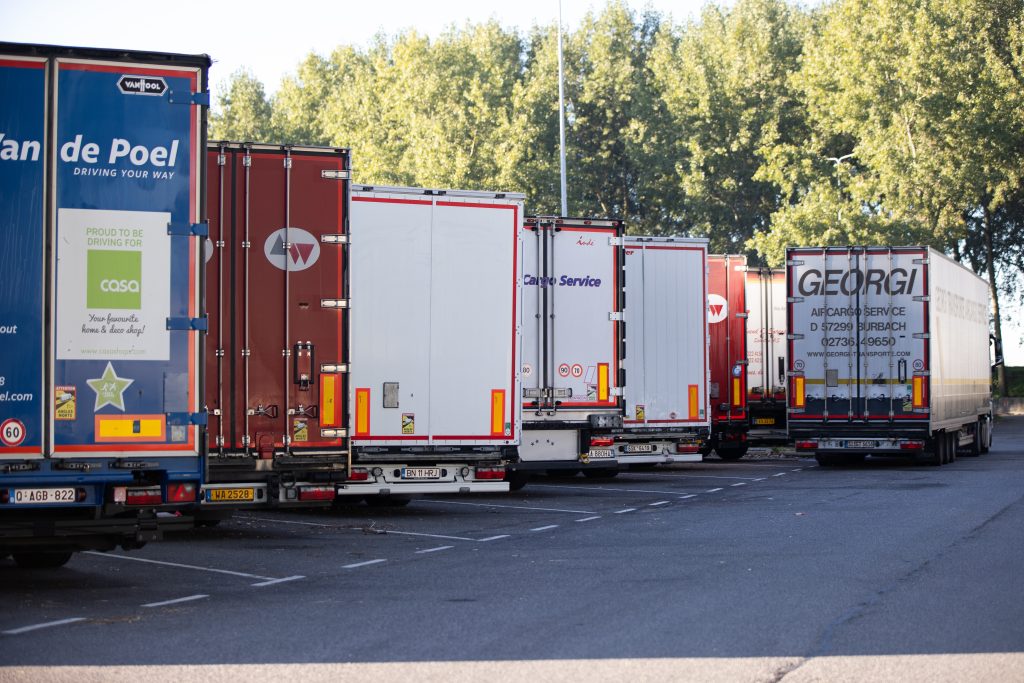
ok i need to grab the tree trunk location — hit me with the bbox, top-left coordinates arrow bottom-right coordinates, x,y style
983,205 -> 1006,393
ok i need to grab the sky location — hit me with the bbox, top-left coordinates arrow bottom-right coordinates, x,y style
2,0 -> 1021,365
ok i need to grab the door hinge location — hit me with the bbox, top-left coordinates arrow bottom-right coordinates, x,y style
321,169 -> 352,180
168,89 -> 210,106
608,311 -> 623,322
167,221 -> 209,237
321,299 -> 350,309
321,234 -> 349,244
166,316 -> 208,331
166,411 -> 208,427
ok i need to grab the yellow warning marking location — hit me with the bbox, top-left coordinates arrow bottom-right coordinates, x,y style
598,363 -> 609,402
95,415 -> 166,442
355,388 -> 370,436
793,377 -> 806,408
55,385 -> 77,421
491,390 -> 505,436
688,385 -> 699,420
320,374 -> 338,427
636,404 -> 646,422
732,378 -> 742,407
913,376 -> 924,408
402,413 -> 415,435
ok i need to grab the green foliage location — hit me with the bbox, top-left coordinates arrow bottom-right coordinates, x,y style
210,69 -> 275,141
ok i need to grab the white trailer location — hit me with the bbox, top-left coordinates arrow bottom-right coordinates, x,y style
786,246 -> 995,466
512,217 -> 625,484
745,266 -> 788,442
341,186 -> 523,498
619,237 -> 710,465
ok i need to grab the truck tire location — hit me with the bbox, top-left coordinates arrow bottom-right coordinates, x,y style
507,472 -> 530,492
582,468 -> 619,479
12,551 -> 73,569
815,454 -> 837,467
715,445 -> 748,461
960,422 -> 982,457
929,434 -> 946,466
980,419 -> 991,454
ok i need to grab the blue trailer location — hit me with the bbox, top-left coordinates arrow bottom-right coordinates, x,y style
0,43 -> 209,567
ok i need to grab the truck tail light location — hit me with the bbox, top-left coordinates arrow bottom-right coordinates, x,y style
676,443 -> 700,454
348,468 -> 369,481
792,376 -> 806,409
795,440 -> 817,451
167,482 -> 197,503
473,466 -> 505,480
298,485 -> 335,502
900,440 -> 925,450
0,489 -> 8,504
590,437 -> 614,448
912,376 -> 927,409
124,486 -> 162,506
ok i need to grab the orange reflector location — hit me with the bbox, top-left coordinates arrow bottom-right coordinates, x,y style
95,415 -> 166,442
355,388 -> 370,436
597,363 -> 610,402
793,376 -> 805,409
320,374 -> 339,428
688,385 -> 699,419
491,389 -> 506,436
732,378 -> 742,407
912,376 -> 925,408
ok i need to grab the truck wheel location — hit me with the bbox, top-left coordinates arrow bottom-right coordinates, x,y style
715,445 -> 748,461
929,434 -> 946,466
980,419 -> 991,454
961,422 -> 982,457
12,551 -> 73,569
582,468 -> 619,479
948,432 -> 957,463
815,454 -> 838,467
507,472 -> 530,492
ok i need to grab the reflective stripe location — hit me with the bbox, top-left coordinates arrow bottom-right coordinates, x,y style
688,385 -> 699,419
491,389 -> 506,436
598,363 -> 610,402
320,374 -> 339,428
793,376 -> 805,408
355,388 -> 370,436
95,415 -> 166,442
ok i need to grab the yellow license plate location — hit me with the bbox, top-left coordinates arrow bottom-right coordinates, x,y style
753,418 -> 775,425
207,488 -> 255,502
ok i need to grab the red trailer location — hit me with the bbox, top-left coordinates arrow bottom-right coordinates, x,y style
706,255 -> 749,459
202,142 -> 350,508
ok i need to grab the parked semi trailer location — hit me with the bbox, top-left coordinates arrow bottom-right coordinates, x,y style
511,217 -> 626,486
342,185 -> 521,500
745,266 -> 787,443
706,255 -> 749,459
786,246 -> 997,466
202,142 -> 350,510
0,43 -> 209,567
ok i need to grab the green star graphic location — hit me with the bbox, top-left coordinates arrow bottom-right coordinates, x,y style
86,362 -> 134,412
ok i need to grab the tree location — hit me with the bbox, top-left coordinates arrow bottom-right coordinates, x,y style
209,69 -> 275,142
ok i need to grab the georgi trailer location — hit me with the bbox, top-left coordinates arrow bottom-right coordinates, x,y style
203,142 -> 349,508
0,43 -> 208,567
745,266 -> 787,442
706,255 -> 749,459
512,216 -> 625,484
619,237 -> 709,465
343,185 -> 521,498
786,246 -> 995,466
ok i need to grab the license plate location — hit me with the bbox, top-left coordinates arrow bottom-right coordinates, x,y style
846,440 -> 876,449
623,444 -> 656,454
402,467 -> 441,480
588,449 -> 614,459
13,487 -> 77,504
753,417 -> 775,425
207,487 -> 255,502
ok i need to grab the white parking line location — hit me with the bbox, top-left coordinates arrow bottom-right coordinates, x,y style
142,594 -> 209,608
251,576 -> 304,587
753,478 -> 766,482
575,516 -> 601,522
242,516 -> 338,528
530,525 -> 559,532
479,535 -> 510,542
678,494 -> 696,499
344,559 -> 387,569
83,551 -> 275,581
649,501 -> 670,506
623,473 -> 763,481
706,488 -> 724,493
531,483 -> 694,495
244,517 -> 475,543
3,617 -> 86,636
773,472 -> 787,477
422,499 -> 597,514
731,483 -> 747,487
792,468 -> 804,472
416,546 -> 454,554
380,530 -> 477,542
614,508 -> 637,514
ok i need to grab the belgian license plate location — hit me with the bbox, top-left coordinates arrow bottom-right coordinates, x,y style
753,417 -> 775,425
402,467 -> 441,480
13,488 -> 76,504
588,449 -> 614,459
207,487 -> 255,502
846,440 -> 876,449
623,444 -> 656,454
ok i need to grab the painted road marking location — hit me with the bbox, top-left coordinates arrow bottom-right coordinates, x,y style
3,617 -> 86,636
377,530 -> 477,542
792,468 -> 804,472
649,501 -> 670,506
678,494 -> 696,499
531,525 -> 559,532
575,516 -> 601,522
624,473 -> 762,481
83,551 -> 275,581
706,488 -> 724,493
251,576 -> 304,587
532,483 -> 693,495
731,483 -> 747,487
242,516 -> 338,528
343,559 -> 387,569
244,516 -> 476,543
753,478 -> 766,482
614,508 -> 637,514
142,594 -> 209,608
416,546 -> 454,554
479,535 -> 510,542
773,473 -> 787,477
422,499 -> 597,514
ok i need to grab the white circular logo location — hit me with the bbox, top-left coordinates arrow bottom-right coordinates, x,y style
264,228 -> 321,272
708,294 -> 728,324
1,418 -> 26,447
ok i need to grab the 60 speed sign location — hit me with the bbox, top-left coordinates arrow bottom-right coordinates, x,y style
1,418 -> 26,447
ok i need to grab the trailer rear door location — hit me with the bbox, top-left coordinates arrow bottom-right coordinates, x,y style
708,255 -> 747,427
745,268 -> 786,401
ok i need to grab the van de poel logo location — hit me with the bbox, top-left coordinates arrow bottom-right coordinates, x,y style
87,250 -> 142,309
117,75 -> 168,96
264,228 -> 321,272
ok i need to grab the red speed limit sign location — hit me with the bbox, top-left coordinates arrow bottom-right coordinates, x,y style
558,363 -> 570,377
0,418 -> 26,447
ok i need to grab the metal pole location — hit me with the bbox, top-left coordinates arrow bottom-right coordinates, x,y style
558,0 -> 568,216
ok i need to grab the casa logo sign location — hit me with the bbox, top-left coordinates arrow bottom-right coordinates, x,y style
708,293 -> 728,324
87,249 -> 142,309
264,228 -> 320,272
118,75 -> 167,96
